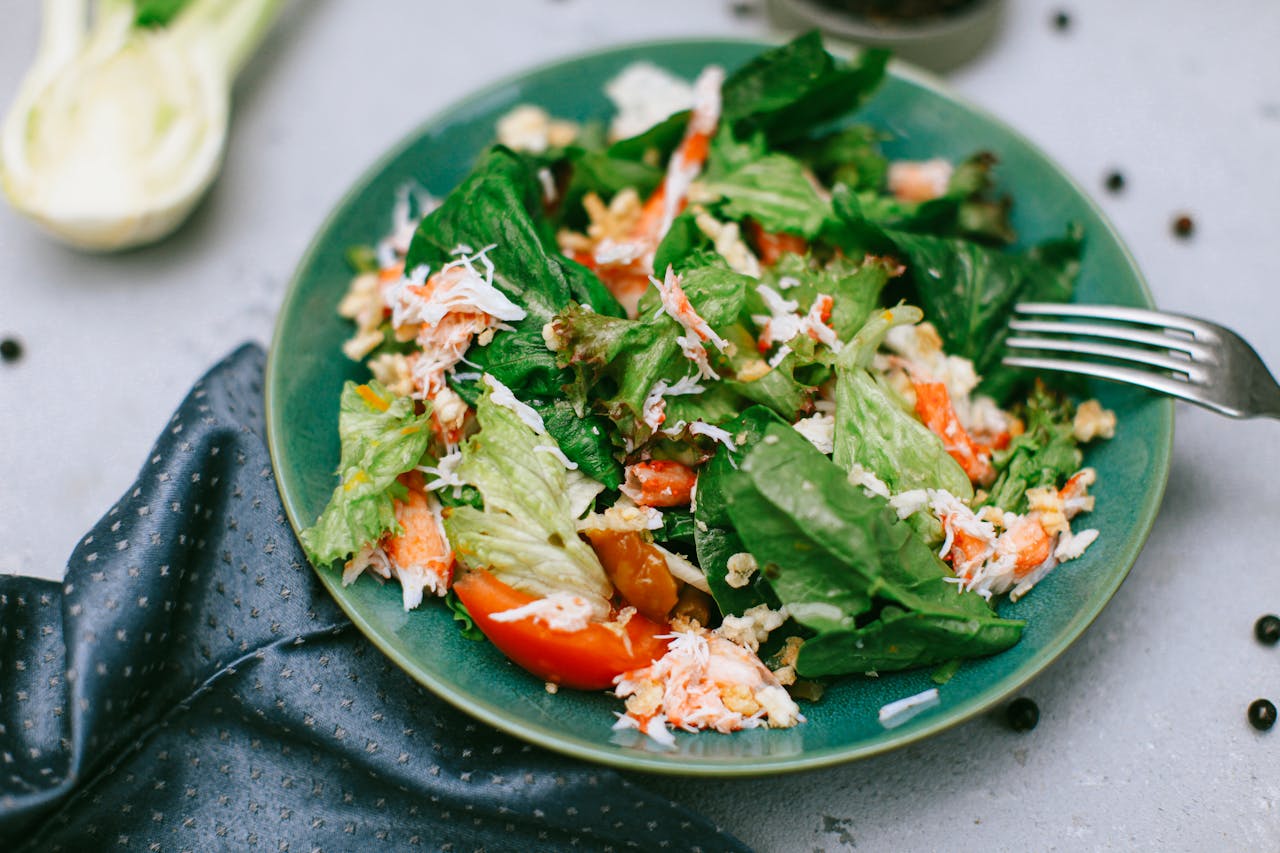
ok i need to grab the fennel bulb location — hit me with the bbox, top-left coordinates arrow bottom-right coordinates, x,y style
0,0 -> 282,251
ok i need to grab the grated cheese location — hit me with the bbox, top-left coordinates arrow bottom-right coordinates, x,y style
694,212 -> 761,277
577,498 -> 664,533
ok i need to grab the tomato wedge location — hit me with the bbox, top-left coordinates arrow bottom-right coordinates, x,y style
452,570 -> 670,691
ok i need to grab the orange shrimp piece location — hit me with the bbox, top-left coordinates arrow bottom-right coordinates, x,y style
593,68 -> 723,312
887,159 -> 952,203
385,473 -> 454,593
744,219 -> 808,267
622,460 -> 698,508
947,525 -> 990,578
912,380 -> 996,486
1003,516 -> 1053,578
378,261 -> 406,282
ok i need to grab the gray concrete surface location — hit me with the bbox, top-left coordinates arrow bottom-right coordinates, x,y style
2,1 -> 1278,850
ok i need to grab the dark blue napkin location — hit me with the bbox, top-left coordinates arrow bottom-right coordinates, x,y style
0,344 -> 748,852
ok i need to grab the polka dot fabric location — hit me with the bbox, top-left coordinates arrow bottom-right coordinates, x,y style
0,345 -> 749,853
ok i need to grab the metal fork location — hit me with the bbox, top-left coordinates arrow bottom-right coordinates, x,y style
1003,302 -> 1280,418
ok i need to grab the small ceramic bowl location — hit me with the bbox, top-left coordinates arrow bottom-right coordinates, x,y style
766,0 -> 1004,72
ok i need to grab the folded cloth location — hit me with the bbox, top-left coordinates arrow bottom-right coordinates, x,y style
0,344 -> 748,853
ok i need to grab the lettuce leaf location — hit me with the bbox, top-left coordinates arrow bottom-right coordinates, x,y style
443,385 -> 613,613
982,384 -> 1082,513
406,146 -> 619,320
831,187 -> 1084,402
720,31 -> 890,145
700,151 -> 831,238
786,123 -> 888,191
403,146 -> 628,474
831,306 -> 973,498
724,423 -> 1023,676
301,381 -> 433,567
843,153 -> 1014,246
556,146 -> 664,231
554,265 -> 750,447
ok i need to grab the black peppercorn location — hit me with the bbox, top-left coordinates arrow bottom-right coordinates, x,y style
1006,697 -> 1039,732
0,337 -> 22,363
1172,214 -> 1195,238
1257,614 -> 1280,646
1248,699 -> 1276,731
1104,171 -> 1125,194
1052,10 -> 1071,31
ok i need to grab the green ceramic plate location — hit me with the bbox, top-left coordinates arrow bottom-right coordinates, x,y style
266,38 -> 1172,776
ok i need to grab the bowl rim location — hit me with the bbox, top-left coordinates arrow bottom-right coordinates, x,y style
772,0 -> 1003,42
265,35 -> 1173,777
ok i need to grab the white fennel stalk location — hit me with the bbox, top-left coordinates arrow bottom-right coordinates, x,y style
0,0 -> 283,251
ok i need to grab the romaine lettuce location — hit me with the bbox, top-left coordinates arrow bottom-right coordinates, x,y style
831,305 -> 973,498
443,383 -> 613,615
301,381 -> 433,567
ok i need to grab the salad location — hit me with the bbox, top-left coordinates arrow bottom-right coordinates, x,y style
300,33 -> 1116,745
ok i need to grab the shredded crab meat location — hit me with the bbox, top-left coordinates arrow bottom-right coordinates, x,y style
576,498 -> 664,533
489,592 -> 596,633
688,420 -> 737,451
887,159 -> 953,203
641,374 -> 706,432
924,469 -> 1100,601
659,65 -> 724,237
482,373 -> 545,434
384,246 -> 527,399
348,480 -> 454,611
654,267 -> 727,379
418,450 -> 465,496
883,322 -> 1005,438
614,629 -> 803,745
753,285 -> 840,354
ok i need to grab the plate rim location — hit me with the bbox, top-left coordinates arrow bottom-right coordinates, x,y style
265,35 -> 1174,777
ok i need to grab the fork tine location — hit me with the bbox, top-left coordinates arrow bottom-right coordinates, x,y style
1002,355 -> 1203,402
1006,319 -> 1217,360
1005,336 -> 1209,378
1015,302 -> 1219,338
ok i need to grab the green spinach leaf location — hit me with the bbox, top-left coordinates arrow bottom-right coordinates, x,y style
720,31 -> 890,145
